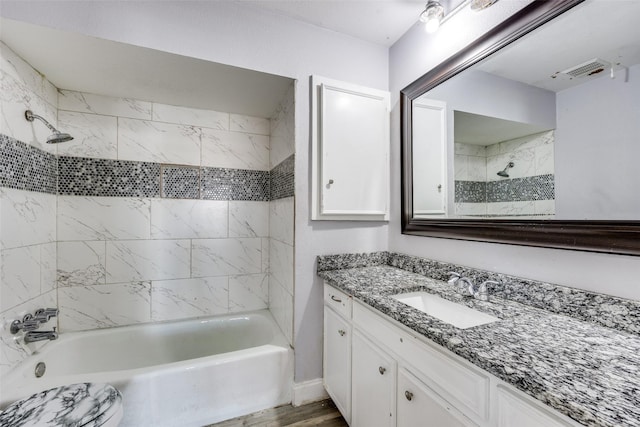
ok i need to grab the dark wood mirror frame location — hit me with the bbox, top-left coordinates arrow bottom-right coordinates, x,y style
401,0 -> 640,256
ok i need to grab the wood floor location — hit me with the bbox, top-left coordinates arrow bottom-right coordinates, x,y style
205,399 -> 348,427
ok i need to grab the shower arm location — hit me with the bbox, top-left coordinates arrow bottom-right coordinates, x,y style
25,110 -> 59,134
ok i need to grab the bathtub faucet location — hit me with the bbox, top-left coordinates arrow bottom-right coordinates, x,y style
24,328 -> 58,343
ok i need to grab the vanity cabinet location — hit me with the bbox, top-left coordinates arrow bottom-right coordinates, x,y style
311,76 -> 390,221
323,286 -> 352,423
322,282 -> 582,427
351,331 -> 396,427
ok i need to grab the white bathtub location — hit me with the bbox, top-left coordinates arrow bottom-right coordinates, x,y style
0,310 -> 293,427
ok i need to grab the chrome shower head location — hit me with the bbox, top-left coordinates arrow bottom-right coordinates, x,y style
497,162 -> 514,178
25,110 -> 74,144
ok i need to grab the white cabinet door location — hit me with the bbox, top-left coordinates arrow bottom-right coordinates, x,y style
351,331 -> 396,427
412,99 -> 447,217
311,75 -> 390,221
324,306 -> 352,423
397,368 -> 476,427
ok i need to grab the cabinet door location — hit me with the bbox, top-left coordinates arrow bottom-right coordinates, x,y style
311,75 -> 390,221
352,331 -> 396,427
324,306 -> 352,422
397,368 -> 476,427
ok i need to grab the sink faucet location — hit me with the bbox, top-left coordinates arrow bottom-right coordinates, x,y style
24,328 -> 58,343
448,272 -> 499,301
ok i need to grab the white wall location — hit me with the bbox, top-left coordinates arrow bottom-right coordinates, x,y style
389,1 -> 640,301
0,0 -> 389,383
555,64 -> 640,220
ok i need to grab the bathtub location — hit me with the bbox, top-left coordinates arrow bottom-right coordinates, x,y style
0,310 -> 293,427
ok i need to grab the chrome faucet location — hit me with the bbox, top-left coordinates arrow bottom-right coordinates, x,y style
448,272 -> 498,301
24,328 -> 58,343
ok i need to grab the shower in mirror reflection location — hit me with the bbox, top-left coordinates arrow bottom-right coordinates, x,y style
24,110 -> 74,144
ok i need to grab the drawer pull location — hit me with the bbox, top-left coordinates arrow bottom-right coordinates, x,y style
331,295 -> 342,303
379,366 -> 386,375
405,391 -> 414,401
338,329 -> 346,336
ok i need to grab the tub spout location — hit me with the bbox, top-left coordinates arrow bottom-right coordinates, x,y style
24,328 -> 58,343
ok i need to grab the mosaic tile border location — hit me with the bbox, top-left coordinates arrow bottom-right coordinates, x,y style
270,154 -> 294,200
317,251 -> 640,336
1,134 -> 295,202
0,134 -> 57,194
455,174 -> 555,203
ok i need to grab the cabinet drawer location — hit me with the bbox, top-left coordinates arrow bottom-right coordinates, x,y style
324,284 -> 352,319
354,302 -> 490,421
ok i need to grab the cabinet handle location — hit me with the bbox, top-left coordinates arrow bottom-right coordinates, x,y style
330,295 -> 342,303
338,329 -> 346,336
328,179 -> 334,185
405,391 -> 414,401
378,366 -> 386,375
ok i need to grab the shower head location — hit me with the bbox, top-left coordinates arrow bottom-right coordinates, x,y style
25,110 -> 74,144
497,162 -> 514,178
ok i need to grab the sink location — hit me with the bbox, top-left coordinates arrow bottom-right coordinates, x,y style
391,291 -> 499,329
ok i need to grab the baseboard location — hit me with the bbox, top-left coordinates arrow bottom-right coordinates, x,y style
292,378 -> 329,406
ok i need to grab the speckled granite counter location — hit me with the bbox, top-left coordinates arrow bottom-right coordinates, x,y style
317,252 -> 640,427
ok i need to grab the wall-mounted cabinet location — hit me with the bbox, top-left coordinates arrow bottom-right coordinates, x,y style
311,76 -> 390,221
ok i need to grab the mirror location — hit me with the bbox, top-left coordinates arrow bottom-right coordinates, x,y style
401,0 -> 640,255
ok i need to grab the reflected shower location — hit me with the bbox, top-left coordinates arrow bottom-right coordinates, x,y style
497,162 -> 514,178
25,110 -> 74,144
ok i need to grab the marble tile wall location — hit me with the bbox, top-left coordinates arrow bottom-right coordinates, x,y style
55,196 -> 271,331
455,131 -> 555,217
0,42 -> 59,378
54,90 -> 277,333
268,83 -> 295,345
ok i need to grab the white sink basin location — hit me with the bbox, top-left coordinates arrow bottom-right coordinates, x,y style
391,291 -> 499,329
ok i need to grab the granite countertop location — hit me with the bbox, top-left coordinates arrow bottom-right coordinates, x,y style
318,263 -> 640,427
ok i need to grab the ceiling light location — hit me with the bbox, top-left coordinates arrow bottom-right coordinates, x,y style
420,1 -> 445,33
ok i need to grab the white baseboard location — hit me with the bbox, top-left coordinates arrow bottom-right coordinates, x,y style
292,378 -> 329,406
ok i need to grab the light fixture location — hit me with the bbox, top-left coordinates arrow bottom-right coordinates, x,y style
419,1 -> 445,34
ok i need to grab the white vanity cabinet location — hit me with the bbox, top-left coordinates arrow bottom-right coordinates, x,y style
322,282 -> 583,427
323,286 -> 353,422
311,76 -> 390,221
351,331 -> 396,427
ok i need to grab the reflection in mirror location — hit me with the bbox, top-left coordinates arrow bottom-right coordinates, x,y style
411,0 -> 640,220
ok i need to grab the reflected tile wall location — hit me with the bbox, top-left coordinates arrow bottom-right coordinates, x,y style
57,111 -> 118,159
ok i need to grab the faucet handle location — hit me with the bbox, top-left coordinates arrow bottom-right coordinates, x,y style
10,319 -> 40,334
475,280 -> 499,301
447,272 -> 461,286
34,308 -> 59,323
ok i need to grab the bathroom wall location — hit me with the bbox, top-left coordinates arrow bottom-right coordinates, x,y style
55,88 -> 278,332
0,42 -> 58,377
555,64 -> 640,220
455,130 -> 555,217
389,0 -> 640,302
269,83 -> 295,345
0,0 -> 390,387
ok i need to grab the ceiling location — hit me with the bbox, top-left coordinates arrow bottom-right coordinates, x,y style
454,111 -> 549,146
236,0 -> 462,47
0,18 -> 294,118
477,0 -> 640,92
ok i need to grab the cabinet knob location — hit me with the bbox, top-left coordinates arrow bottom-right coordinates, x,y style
338,329 -> 346,336
405,391 -> 414,401
378,366 -> 386,375
328,179 -> 334,185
